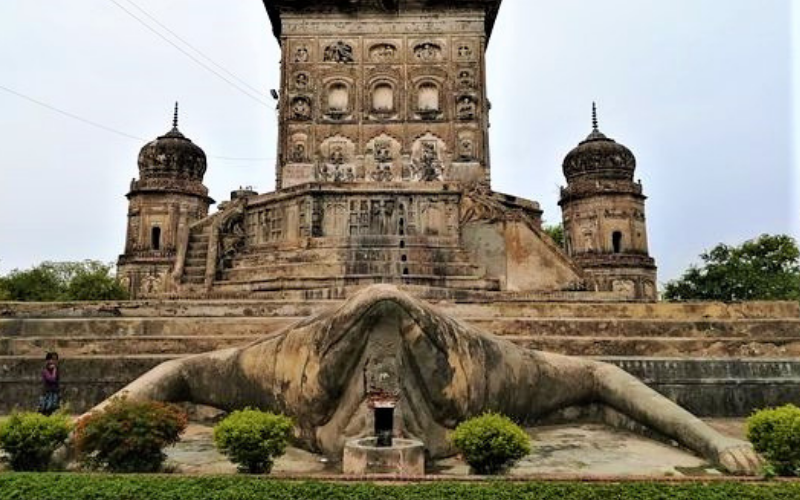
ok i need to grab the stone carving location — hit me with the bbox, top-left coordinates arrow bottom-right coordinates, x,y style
294,45 -> 310,63
318,138 -> 356,182
365,134 -> 401,183
290,96 -> 312,121
612,279 -> 636,296
457,69 -> 475,90
294,72 -> 310,90
324,41 -> 355,63
413,142 -> 443,182
95,286 -> 761,475
414,42 -> 442,61
457,95 -> 477,120
217,210 -> 246,273
457,132 -> 476,161
369,43 -> 397,62
372,141 -> 394,182
457,44 -> 473,59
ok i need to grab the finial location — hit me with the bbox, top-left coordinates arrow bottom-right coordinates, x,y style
592,102 -> 598,131
173,102 -> 179,129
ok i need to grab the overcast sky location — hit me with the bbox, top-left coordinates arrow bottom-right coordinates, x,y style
0,0 -> 797,284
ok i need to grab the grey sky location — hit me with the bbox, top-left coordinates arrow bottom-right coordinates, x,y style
0,0 -> 797,284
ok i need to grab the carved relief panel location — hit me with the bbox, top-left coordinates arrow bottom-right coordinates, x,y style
410,133 -> 447,182
364,134 -> 402,182
453,39 -> 478,62
409,39 -> 446,63
318,135 -> 357,182
367,41 -> 401,64
321,39 -> 358,64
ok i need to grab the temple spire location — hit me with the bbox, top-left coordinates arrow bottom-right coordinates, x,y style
592,102 -> 598,132
173,102 -> 179,129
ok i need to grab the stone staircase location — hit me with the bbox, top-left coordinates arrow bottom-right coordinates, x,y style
181,227 -> 212,285
1,298 -> 798,414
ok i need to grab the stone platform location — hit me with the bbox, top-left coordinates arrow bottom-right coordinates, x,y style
1,298 -> 798,414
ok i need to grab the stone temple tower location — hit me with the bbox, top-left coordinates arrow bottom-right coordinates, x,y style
559,105 -> 657,300
117,104 -> 214,298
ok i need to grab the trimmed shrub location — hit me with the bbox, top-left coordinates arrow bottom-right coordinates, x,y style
73,398 -> 187,473
0,412 -> 72,471
747,404 -> 800,476
213,410 -> 294,474
450,412 -> 531,475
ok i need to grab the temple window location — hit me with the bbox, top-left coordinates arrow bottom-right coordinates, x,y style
417,83 -> 440,112
612,231 -> 623,254
151,226 -> 162,251
372,83 -> 394,112
327,83 -> 349,113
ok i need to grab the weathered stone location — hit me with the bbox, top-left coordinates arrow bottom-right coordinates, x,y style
93,286 -> 761,475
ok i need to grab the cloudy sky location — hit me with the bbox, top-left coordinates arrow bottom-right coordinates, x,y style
0,0 -> 797,284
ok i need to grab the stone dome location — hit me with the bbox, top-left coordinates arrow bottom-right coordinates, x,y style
563,106 -> 636,183
138,105 -> 207,182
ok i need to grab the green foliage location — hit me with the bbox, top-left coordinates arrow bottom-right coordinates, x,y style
450,412 -> 531,475
0,412 -> 72,471
2,475 -> 800,500
213,410 -> 294,474
747,404 -> 800,476
74,398 -> 187,473
664,234 -> 800,302
543,223 -> 565,248
65,261 -> 128,301
0,260 -> 128,302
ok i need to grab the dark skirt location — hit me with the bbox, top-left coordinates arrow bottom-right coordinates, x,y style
38,391 -> 60,416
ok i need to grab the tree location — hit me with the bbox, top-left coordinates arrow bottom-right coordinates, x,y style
65,261 -> 128,301
0,261 -> 128,302
664,234 -> 800,302
543,223 -> 564,248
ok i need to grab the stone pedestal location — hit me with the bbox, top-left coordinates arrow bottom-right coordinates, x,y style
342,438 -> 425,476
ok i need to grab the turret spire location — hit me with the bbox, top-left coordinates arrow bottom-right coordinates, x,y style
173,102 -> 179,129
592,102 -> 598,132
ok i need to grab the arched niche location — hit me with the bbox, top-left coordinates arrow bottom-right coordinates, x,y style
326,81 -> 350,117
371,82 -> 395,113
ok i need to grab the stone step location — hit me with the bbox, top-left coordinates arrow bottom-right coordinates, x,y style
220,261 -> 485,282
0,335 -> 257,356
0,317 -> 300,337
214,275 -> 502,293
2,355 -> 800,415
504,335 -> 800,358
2,299 -> 796,320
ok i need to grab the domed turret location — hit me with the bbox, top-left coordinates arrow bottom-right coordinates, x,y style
562,103 -> 636,183
559,103 -> 657,301
138,103 -> 207,182
118,103 -> 214,299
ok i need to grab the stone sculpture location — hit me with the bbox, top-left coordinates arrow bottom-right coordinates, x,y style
94,286 -> 761,475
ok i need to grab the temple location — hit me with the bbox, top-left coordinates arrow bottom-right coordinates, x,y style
117,0 -> 657,301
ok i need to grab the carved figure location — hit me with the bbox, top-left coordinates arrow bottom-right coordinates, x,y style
414,42 -> 441,61
295,73 -> 309,89
217,212 -> 246,273
324,41 -> 355,63
291,97 -> 312,121
370,43 -> 397,62
459,137 -> 475,160
457,96 -> 477,120
457,44 -> 473,58
94,286 -> 761,475
414,142 -> 444,182
294,46 -> 309,63
291,142 -> 306,163
458,70 -> 475,90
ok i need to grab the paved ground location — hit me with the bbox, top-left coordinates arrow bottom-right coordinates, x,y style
163,420 -> 746,476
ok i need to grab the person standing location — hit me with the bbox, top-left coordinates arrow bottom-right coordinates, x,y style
38,352 -> 60,415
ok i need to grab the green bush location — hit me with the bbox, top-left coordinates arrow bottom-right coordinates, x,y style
213,409 -> 294,474
0,412 -> 72,471
73,398 -> 187,473
2,475 -> 800,500
450,412 -> 531,475
747,404 -> 800,476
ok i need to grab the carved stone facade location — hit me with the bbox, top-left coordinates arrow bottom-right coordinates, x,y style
118,1 -> 657,302
277,6 -> 489,189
